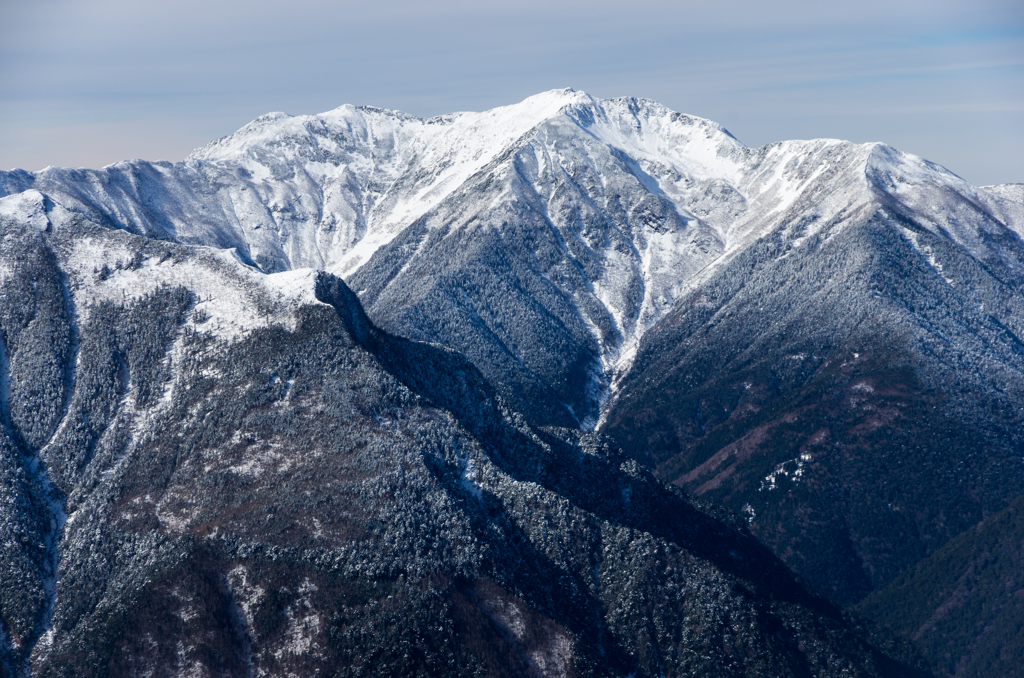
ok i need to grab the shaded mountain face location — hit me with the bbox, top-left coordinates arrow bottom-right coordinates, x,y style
0,207 -> 922,677
857,494 -> 1024,678
598,155 -> 1024,606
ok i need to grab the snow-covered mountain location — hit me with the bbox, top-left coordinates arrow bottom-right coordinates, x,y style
3,89 -> 1024,646
6,89 -> 1020,430
0,198 -> 923,676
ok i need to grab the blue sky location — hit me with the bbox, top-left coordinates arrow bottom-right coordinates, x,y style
1,0 -> 1021,185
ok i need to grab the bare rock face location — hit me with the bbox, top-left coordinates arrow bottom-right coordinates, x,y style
0,208 -> 923,676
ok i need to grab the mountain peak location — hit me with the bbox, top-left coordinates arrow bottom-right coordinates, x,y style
514,86 -> 593,108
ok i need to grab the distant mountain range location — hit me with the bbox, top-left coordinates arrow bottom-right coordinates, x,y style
2,88 -> 1021,676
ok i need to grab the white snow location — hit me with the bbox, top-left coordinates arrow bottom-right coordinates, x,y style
61,234 -> 327,347
0,189 -> 51,231
760,453 -> 812,491
456,444 -> 484,500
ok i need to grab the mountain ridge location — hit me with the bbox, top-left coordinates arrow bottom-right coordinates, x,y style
3,90 -> 1023,620
4,91 -> 1014,356
3,93 -> 1017,392
0,202 -> 927,676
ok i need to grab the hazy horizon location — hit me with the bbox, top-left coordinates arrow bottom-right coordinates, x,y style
2,0 -> 1021,185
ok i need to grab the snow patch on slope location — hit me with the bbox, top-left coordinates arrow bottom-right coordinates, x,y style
0,190 -> 52,232
64,234 -> 326,344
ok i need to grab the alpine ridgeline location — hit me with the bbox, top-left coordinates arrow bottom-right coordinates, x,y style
0,203 -> 922,676
2,87 -> 1022,672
